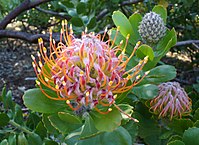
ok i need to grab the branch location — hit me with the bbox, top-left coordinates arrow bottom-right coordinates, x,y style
35,7 -> 71,20
0,0 -> 51,30
0,30 -> 60,43
119,0 -> 143,6
175,40 -> 199,47
96,9 -> 109,21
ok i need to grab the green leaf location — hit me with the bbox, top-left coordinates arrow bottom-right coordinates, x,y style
169,119 -> 193,135
123,121 -> 138,143
112,11 -> 135,44
14,104 -> 23,125
26,113 -> 41,130
182,127 -> 199,145
1,87 -> 15,111
87,17 -> 96,29
35,121 -> 47,140
136,44 -> 154,61
48,113 -> 82,134
58,112 -> 82,124
76,2 -> 86,14
193,83 -> 199,93
18,132 -> 28,145
101,127 -> 132,145
90,107 -> 122,132
43,139 -> 58,145
194,120 -> 199,128
132,84 -> 158,100
27,133 -> 42,145
194,108 -> 199,120
8,133 -> 17,145
0,139 -> 8,145
156,28 -> 177,57
168,135 -> 183,143
168,140 -> 185,145
142,65 -> 176,84
80,114 -> 99,139
23,88 -> 66,113
0,113 -> 10,127
42,114 -> 59,134
70,17 -> 84,27
152,5 -> 167,23
129,13 -> 142,42
134,111 -> 161,145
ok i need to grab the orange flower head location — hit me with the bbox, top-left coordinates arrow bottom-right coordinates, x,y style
31,20 -> 148,115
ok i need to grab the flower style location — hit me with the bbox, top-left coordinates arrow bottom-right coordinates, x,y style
31,20 -> 149,118
150,82 -> 192,120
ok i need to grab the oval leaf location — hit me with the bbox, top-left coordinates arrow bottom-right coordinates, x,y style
0,113 -> 10,127
112,11 -> 134,43
142,65 -> 176,84
152,5 -> 167,23
48,113 -> 82,134
168,140 -> 185,145
182,127 -> 199,145
129,13 -> 142,42
23,88 -> 66,113
90,107 -> 122,132
132,84 -> 158,100
70,17 -> 84,27
58,112 -> 82,124
101,127 -> 132,145
136,44 -> 154,61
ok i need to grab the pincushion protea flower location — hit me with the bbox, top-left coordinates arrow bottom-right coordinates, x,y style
150,82 -> 192,120
31,20 -> 149,121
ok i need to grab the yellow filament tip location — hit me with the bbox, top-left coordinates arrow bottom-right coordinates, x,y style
62,81 -> 66,86
120,40 -> 124,45
31,55 -> 35,60
44,77 -> 49,82
49,28 -> 52,34
113,95 -> 117,99
43,47 -> 47,53
86,91 -> 90,97
108,30 -> 112,36
64,19 -> 67,25
80,71 -> 84,76
85,27 -> 88,33
108,81 -> 113,86
144,56 -> 149,62
62,20 -> 65,26
126,34 -> 130,39
104,27 -> 108,32
137,41 -> 141,46
32,62 -> 36,68
37,51 -> 41,57
66,100 -> 70,104
117,26 -> 120,31
108,108 -> 112,112
36,80 -> 40,85
55,85 -> 59,90
37,68 -> 41,73
127,74 -> 131,80
136,75 -> 141,80
39,61 -> 42,67
145,71 -> 150,75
